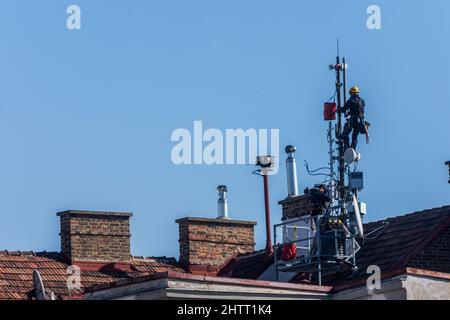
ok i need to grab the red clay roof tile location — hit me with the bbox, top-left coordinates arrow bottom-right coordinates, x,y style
0,251 -> 185,300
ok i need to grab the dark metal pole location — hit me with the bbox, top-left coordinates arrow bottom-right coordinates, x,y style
317,217 -> 322,286
446,161 -> 450,184
273,224 -> 278,281
343,57 -> 347,104
263,174 -> 273,257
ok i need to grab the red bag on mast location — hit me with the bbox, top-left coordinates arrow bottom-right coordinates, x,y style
323,102 -> 337,121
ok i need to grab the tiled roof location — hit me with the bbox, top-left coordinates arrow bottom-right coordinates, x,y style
297,205 -> 450,285
0,251 -> 185,300
223,205 -> 450,285
218,249 -> 273,279
351,205 -> 450,279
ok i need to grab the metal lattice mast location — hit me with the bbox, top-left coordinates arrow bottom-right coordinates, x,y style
327,122 -> 336,213
334,56 -> 345,216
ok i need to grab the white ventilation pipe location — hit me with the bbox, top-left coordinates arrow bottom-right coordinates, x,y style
352,194 -> 364,237
217,185 -> 229,219
285,145 -> 299,197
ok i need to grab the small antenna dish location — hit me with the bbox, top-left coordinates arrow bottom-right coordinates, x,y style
33,270 -> 47,300
344,148 -> 361,165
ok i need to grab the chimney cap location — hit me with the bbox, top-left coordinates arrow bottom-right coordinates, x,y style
57,210 -> 133,218
285,145 -> 296,154
175,217 -> 256,226
217,185 -> 227,192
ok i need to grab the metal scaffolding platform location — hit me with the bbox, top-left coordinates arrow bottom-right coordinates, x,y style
274,214 -> 361,285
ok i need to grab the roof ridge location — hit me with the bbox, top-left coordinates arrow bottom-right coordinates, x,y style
0,250 -> 63,258
131,256 -> 178,262
235,248 -> 267,259
364,205 -> 450,226
0,250 -> 37,256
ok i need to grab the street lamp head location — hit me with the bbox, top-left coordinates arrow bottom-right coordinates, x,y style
256,155 -> 274,168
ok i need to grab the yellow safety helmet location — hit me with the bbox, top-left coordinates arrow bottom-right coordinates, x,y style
349,86 -> 359,95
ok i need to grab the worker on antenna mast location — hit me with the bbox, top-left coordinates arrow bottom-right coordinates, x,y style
340,86 -> 368,150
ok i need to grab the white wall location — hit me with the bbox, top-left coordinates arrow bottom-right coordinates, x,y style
405,275 -> 450,300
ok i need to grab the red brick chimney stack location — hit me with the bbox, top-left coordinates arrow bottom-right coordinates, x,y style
176,217 -> 256,274
57,210 -> 132,268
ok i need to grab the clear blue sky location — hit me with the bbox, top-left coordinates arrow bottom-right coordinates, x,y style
0,0 -> 448,258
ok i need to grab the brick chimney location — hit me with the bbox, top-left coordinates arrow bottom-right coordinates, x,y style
279,186 -> 331,221
57,210 -> 132,266
176,217 -> 256,274
278,195 -> 314,221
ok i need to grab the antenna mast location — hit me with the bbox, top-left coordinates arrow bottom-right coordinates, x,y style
334,47 -> 346,215
273,42 -> 367,286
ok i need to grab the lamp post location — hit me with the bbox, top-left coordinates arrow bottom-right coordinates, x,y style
256,155 -> 275,258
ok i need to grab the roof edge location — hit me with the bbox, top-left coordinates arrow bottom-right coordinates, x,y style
406,267 -> 450,280
364,205 -> 450,226
333,267 -> 450,293
85,271 -> 332,295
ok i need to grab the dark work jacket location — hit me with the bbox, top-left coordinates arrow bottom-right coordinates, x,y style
342,94 -> 365,121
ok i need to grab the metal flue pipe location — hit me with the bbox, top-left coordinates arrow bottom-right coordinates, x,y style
217,185 -> 229,219
285,145 -> 299,197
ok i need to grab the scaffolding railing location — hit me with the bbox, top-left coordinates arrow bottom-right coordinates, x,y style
273,214 -> 360,286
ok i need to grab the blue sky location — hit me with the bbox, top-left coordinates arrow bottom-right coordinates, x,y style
0,0 -> 448,258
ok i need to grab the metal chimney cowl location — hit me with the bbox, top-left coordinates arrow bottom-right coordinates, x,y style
217,185 -> 229,219
285,145 -> 299,197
